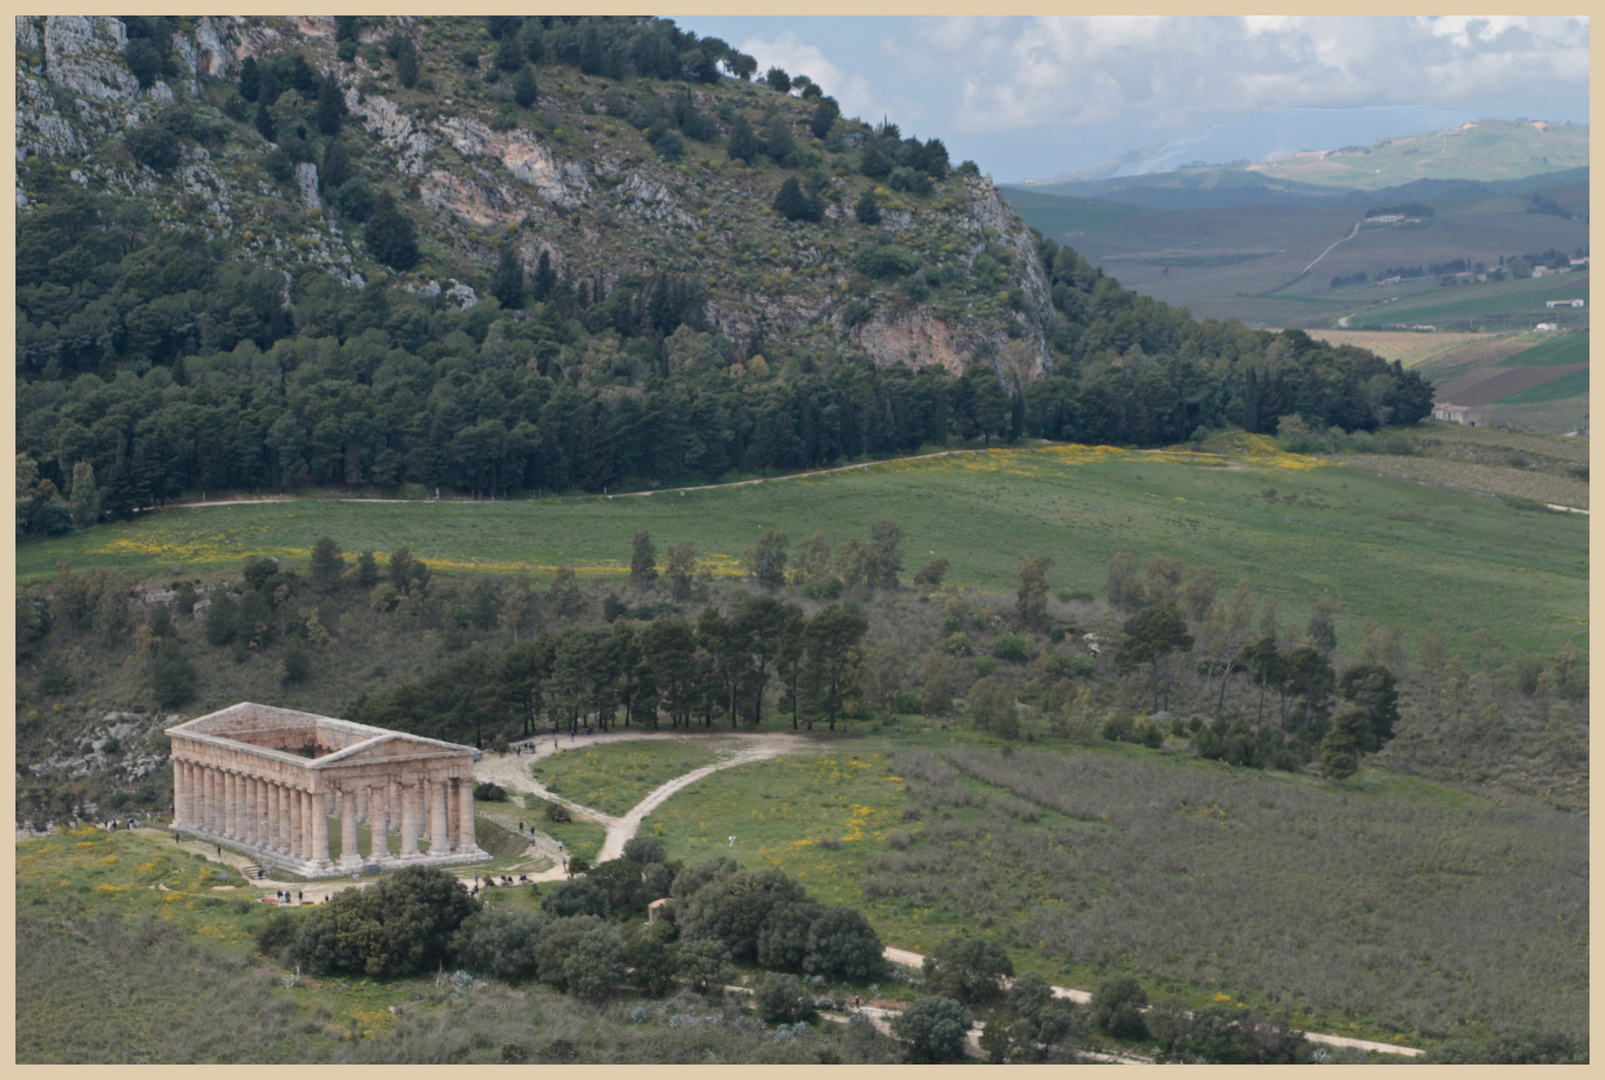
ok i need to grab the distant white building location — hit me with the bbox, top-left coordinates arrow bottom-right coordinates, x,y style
1432,403 -> 1482,427
1535,322 -> 1559,332
1545,299 -> 1585,308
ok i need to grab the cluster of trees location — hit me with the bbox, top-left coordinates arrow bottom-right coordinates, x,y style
257,852 -> 885,1005
474,15 -> 757,86
349,585 -> 871,741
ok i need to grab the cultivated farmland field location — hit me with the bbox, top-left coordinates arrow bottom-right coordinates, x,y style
18,439 -> 1586,658
1296,329 -> 1502,367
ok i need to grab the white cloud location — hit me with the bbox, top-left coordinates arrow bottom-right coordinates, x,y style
736,31 -> 880,122
887,15 -> 1588,135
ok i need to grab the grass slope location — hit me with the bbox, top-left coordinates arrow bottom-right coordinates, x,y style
641,729 -> 1587,1043
19,440 -> 1587,659
1494,367 -> 1588,405
1496,329 -> 1590,367
1255,119 -> 1590,189
531,738 -> 739,817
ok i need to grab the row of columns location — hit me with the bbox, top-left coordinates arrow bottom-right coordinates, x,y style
173,759 -> 477,868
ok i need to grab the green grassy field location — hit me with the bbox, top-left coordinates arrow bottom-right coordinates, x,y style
14,825 -> 893,1064
1494,367 -> 1588,405
18,439 -> 1587,659
531,738 -> 742,817
18,436 -> 1585,657
998,186 -> 1147,234
1346,275 -> 1590,331
640,726 -> 1586,1044
1496,329 -> 1590,367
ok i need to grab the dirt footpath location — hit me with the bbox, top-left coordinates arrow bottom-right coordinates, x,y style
475,730 -> 818,879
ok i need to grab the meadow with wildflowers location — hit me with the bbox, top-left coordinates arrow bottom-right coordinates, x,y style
637,727 -> 1586,1047
16,438 -> 1587,658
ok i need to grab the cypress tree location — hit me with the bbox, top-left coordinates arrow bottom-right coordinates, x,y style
492,244 -> 525,309
396,40 -> 419,88
320,138 -> 351,192
238,56 -> 260,101
726,114 -> 757,163
316,76 -> 345,136
532,250 -> 556,301
254,101 -> 275,142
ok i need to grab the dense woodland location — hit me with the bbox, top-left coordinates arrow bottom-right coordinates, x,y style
14,15 -> 1433,532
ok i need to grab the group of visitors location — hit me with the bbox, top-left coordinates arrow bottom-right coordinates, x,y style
270,889 -> 303,905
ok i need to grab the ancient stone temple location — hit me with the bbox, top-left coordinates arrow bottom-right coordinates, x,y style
166,703 -> 489,877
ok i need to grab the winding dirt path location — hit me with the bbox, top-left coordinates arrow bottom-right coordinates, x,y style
473,730 -> 819,879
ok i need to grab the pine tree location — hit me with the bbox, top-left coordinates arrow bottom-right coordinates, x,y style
772,177 -> 821,222
854,189 -> 881,225
364,193 -> 420,271
513,65 -> 538,108
492,244 -> 525,309
151,640 -> 197,708
1319,708 -> 1366,780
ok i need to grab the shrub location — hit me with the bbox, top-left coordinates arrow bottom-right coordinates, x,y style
921,936 -> 1013,1005
755,972 -> 818,1024
1101,712 -> 1135,742
893,995 -> 973,1063
474,781 -> 507,801
853,244 -> 920,280
450,907 -> 548,980
1070,653 -> 1097,678
993,633 -> 1032,663
543,800 -> 572,823
1090,975 -> 1148,1039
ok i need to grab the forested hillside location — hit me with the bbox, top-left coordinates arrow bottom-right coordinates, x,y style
15,14 -> 1432,531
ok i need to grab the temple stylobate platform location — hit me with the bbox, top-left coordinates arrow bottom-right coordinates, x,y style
167,703 -> 489,877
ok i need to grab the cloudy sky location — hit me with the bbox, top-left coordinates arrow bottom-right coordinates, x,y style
674,16 -> 1591,182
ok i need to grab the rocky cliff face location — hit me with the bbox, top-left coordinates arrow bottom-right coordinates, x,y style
16,15 -> 1058,376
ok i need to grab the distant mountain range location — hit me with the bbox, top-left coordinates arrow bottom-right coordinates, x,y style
1025,105 -> 1477,183
1004,165 -> 1589,213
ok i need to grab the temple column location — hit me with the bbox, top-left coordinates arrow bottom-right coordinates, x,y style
430,775 -> 450,852
203,766 -> 217,833
172,759 -> 187,826
400,781 -> 419,857
446,777 -> 460,850
279,783 -> 293,853
246,777 -> 260,846
301,790 -> 314,859
289,786 -> 303,858
226,771 -> 240,839
369,781 -> 388,861
458,775 -> 477,853
340,785 -> 361,869
271,783 -> 285,851
311,790 -> 330,865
